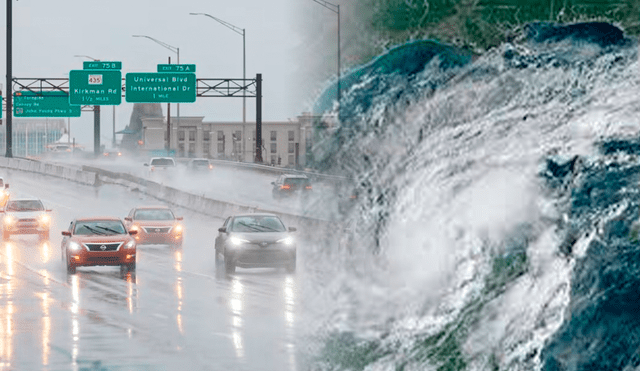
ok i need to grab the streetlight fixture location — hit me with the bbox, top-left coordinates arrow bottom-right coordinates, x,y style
190,13 -> 246,124
311,0 -> 340,119
74,55 -> 117,148
190,12 -> 247,160
132,34 -> 180,153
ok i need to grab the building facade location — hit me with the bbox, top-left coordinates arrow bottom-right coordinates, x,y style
0,118 -> 66,157
140,114 -> 316,168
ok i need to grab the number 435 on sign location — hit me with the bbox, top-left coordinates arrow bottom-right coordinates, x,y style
88,74 -> 103,85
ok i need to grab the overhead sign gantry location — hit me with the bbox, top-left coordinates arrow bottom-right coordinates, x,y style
9,64 -> 264,161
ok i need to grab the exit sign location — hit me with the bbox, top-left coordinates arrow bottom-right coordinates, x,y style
83,61 -> 122,70
157,64 -> 196,73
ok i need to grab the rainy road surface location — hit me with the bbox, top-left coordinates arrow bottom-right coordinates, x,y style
0,168 -> 304,370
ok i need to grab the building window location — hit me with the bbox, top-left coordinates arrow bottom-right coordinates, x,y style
270,131 -> 277,141
179,143 -> 185,153
203,144 -> 210,154
217,142 -> 224,153
234,130 -> 242,141
270,143 -> 277,153
218,131 -> 224,141
189,143 -> 195,155
233,142 -> 241,155
178,130 -> 185,141
288,155 -> 294,165
271,155 -> 276,165
203,130 -> 210,141
288,143 -> 294,153
288,130 -> 294,141
189,130 -> 196,141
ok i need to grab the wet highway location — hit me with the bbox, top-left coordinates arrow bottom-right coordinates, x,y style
0,168 -> 306,370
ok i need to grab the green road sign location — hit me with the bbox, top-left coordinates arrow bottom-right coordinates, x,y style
157,64 -> 196,73
69,70 -> 122,105
14,91 -> 81,117
125,72 -> 196,103
83,61 -> 122,70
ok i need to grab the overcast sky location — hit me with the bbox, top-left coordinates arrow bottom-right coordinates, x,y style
0,0 -> 338,147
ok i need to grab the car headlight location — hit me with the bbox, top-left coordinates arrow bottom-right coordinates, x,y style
3,215 -> 15,225
124,240 -> 136,249
39,214 -> 51,224
229,236 -> 249,246
173,224 -> 183,233
130,224 -> 140,232
68,241 -> 82,252
277,236 -> 295,246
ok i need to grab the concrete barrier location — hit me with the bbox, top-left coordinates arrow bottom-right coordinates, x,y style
0,156 -> 335,233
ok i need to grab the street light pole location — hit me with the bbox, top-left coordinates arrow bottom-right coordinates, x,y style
190,12 -> 246,124
6,0 -> 12,158
132,35 -> 180,154
311,0 -> 340,119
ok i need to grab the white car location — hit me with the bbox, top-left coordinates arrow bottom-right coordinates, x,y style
144,157 -> 176,172
0,178 -> 10,208
1,197 -> 52,240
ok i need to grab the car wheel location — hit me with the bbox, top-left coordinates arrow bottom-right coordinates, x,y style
224,255 -> 235,274
127,262 -> 136,271
66,260 -> 76,274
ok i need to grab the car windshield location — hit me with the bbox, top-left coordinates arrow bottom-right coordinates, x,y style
134,209 -> 175,220
229,216 -> 286,232
283,177 -> 309,185
192,160 -> 209,166
150,158 -> 175,166
74,221 -> 126,235
5,200 -> 44,211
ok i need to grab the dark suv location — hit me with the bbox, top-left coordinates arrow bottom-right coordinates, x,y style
271,174 -> 312,199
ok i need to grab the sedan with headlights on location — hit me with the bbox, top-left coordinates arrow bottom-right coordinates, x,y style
1,197 -> 52,240
214,213 -> 297,274
124,206 -> 184,247
61,217 -> 137,274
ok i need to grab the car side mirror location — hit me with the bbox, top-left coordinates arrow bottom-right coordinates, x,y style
124,217 -> 132,222
61,231 -> 71,236
177,217 -> 184,221
143,163 -> 149,166
288,227 -> 297,232
4,184 -> 8,189
128,229 -> 138,235
271,182 -> 275,185
218,227 -> 227,233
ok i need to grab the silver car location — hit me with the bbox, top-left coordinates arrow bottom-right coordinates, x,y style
1,197 -> 52,240
214,213 -> 297,273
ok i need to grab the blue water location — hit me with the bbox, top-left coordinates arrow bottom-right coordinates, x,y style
306,22 -> 640,370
